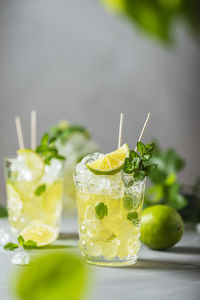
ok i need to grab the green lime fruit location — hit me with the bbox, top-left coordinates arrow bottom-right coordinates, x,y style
140,205 -> 184,250
14,252 -> 88,300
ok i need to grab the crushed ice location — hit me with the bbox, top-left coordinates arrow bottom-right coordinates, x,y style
11,252 -> 30,265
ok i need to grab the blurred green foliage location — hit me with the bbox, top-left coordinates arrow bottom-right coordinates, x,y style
13,252 -> 89,300
101,0 -> 200,42
0,205 -> 8,218
144,142 -> 188,210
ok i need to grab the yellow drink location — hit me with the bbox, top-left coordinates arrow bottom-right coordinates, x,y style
74,153 -> 145,266
5,153 -> 63,235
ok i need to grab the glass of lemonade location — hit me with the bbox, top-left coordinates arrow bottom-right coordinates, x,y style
74,148 -> 146,266
48,121 -> 98,216
4,150 -> 63,235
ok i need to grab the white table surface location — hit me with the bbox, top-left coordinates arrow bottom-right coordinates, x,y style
0,218 -> 200,300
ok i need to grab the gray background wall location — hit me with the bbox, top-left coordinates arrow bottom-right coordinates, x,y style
0,0 -> 200,205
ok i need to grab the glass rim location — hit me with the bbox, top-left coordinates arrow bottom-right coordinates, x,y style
74,171 -> 146,184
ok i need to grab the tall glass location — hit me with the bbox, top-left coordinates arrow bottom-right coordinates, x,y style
74,165 -> 145,266
56,133 -> 98,215
4,157 -> 63,235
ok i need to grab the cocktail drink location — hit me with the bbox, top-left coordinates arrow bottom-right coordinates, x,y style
74,139 -> 155,266
48,121 -> 98,215
5,150 -> 63,235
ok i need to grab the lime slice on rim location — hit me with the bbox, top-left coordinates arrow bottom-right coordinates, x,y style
86,143 -> 129,175
17,149 -> 45,181
20,224 -> 57,247
6,182 -> 23,218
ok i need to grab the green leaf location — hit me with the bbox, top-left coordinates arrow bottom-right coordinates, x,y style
41,133 -> 49,146
22,240 -> 38,250
95,202 -> 108,220
143,154 -> 151,161
18,235 -> 25,246
34,184 -> 46,196
133,170 -> 146,181
167,194 -> 188,210
137,141 -> 146,156
123,157 -> 135,174
4,242 -> 19,251
53,154 -> 66,161
0,205 -> 8,218
130,150 -> 140,159
145,143 -> 154,154
143,163 -> 157,176
163,149 -> 185,173
132,157 -> 140,169
127,211 -> 139,225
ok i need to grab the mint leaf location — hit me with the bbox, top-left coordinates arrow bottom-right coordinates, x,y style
137,141 -> 146,156
123,158 -> 135,174
41,133 -> 49,145
34,184 -> 46,196
127,212 -> 139,225
18,235 -> 25,246
143,154 -> 151,161
133,170 -> 145,181
4,242 -> 19,251
22,240 -> 37,250
130,150 -> 140,159
36,133 -> 66,165
145,143 -> 154,154
95,202 -> 108,220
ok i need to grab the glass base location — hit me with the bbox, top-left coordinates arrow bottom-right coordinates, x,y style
84,255 -> 138,267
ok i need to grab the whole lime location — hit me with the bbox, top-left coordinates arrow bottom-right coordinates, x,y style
14,252 -> 88,300
140,205 -> 184,250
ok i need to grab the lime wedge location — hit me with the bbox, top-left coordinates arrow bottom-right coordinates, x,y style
6,182 -> 23,218
86,144 -> 129,175
43,181 -> 63,213
20,224 -> 57,247
17,149 -> 45,181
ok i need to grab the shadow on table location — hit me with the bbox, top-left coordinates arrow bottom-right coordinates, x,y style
125,259 -> 200,271
59,232 -> 79,240
166,246 -> 200,255
36,233 -> 79,250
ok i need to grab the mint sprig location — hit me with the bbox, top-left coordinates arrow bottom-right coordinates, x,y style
4,235 -> 37,251
36,133 -> 65,165
4,242 -> 19,251
123,142 -> 156,181
48,125 -> 90,145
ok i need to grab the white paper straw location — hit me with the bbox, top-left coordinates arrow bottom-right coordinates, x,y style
135,113 -> 151,151
31,110 -> 36,150
15,117 -> 25,149
118,113 -> 124,148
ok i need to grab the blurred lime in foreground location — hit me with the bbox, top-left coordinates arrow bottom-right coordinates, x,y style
140,204 -> 184,250
13,252 -> 89,300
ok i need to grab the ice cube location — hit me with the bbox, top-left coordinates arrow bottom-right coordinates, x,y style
121,171 -> 134,187
76,152 -> 104,174
11,252 -> 30,265
0,229 -> 10,246
42,159 -> 63,183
